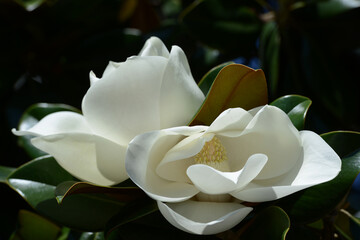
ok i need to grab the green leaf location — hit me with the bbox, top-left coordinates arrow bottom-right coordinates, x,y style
105,200 -> 158,239
16,103 -> 80,159
270,95 -> 312,130
55,181 -> 147,204
198,62 -> 233,96
10,210 -> 61,240
6,155 -> 127,231
190,64 -> 268,126
278,147 -> 360,223
0,166 -> 15,183
321,131 -> 360,158
238,206 -> 290,240
79,232 -> 105,240
14,0 -> 47,11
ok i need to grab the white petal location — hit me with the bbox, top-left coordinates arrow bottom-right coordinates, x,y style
219,105 -> 302,179
126,130 -> 199,202
12,111 -> 91,137
94,136 -> 128,183
102,61 -> 121,78
208,108 -> 253,137
158,200 -> 253,235
138,37 -> 170,57
231,131 -> 341,202
187,154 -> 268,194
31,133 -> 118,186
82,56 -> 167,144
156,132 -> 205,183
159,45 -> 205,128
89,71 -> 100,85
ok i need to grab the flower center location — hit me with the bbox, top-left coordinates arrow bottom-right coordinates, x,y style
194,136 -> 230,171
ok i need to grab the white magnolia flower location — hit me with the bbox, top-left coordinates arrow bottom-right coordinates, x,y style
126,105 -> 341,235
12,37 -> 205,186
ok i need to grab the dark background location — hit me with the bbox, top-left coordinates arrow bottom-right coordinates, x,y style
1,0 -> 359,238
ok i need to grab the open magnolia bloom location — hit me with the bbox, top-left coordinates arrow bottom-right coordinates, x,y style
126,105 -> 341,235
12,37 -> 205,186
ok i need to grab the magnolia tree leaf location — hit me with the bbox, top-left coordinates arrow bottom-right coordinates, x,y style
190,64 -> 268,126
16,103 -> 80,159
270,95 -> 312,130
198,62 -> 233,96
238,206 -> 290,240
55,181 -> 147,204
6,155 -> 127,231
277,131 -> 360,223
10,210 -> 61,240
78,232 -> 105,240
0,166 -> 15,183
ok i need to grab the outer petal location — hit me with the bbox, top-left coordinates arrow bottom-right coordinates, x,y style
31,133 -> 123,186
187,154 -> 268,194
139,37 -> 170,57
220,105 -> 302,179
126,129 -> 200,202
12,111 -> 91,137
82,56 -> 167,144
159,45 -> 205,128
158,200 -> 253,235
231,130 -> 341,202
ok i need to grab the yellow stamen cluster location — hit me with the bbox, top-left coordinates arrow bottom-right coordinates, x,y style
194,136 -> 228,165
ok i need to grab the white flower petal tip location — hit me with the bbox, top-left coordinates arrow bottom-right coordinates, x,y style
158,201 -> 253,235
89,71 -> 99,85
187,154 -> 268,195
139,36 -> 170,57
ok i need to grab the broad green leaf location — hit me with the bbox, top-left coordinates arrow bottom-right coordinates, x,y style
79,232 -> 105,240
0,166 -> 15,183
271,95 -> 312,130
238,206 -> 290,240
14,0 -> 47,11
198,62 -> 233,96
321,131 -> 360,158
190,64 -> 268,126
55,181 -> 146,203
105,200 -> 158,239
16,103 -> 80,159
277,147 -> 360,223
6,155 -> 126,231
10,210 -> 61,240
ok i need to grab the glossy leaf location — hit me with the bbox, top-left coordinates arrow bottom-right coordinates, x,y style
14,0 -> 47,11
238,206 -> 290,240
190,64 -> 268,126
0,166 -> 15,183
105,200 -> 158,239
6,155 -> 127,231
321,131 -> 360,158
16,103 -> 80,159
78,232 -> 105,240
55,181 -> 147,204
277,131 -> 360,223
10,210 -> 61,240
198,62 -> 233,96
271,95 -> 312,130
